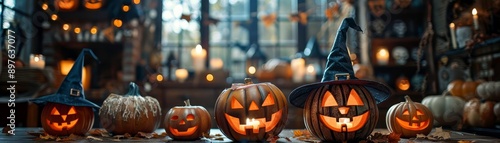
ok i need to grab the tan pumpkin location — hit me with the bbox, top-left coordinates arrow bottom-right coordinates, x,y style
99,82 -> 162,135
387,96 -> 433,138
476,81 -> 500,101
164,99 -> 211,141
421,92 -> 465,130
41,103 -> 94,136
463,98 -> 496,128
214,78 -> 288,142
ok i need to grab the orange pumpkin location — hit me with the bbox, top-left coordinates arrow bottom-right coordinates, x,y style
41,103 -> 94,136
215,78 -> 288,142
463,98 -> 496,128
99,82 -> 162,135
84,0 -> 104,10
55,0 -> 79,11
447,79 -> 464,98
461,80 -> 479,100
164,99 -> 211,140
386,96 -> 433,138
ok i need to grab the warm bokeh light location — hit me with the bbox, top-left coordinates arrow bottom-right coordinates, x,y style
133,0 -> 140,4
90,26 -> 97,34
63,24 -> 70,31
51,14 -> 58,21
122,5 -> 130,12
156,74 -> 164,82
206,74 -> 214,82
113,19 -> 123,27
42,3 -> 48,10
60,60 -> 90,89
74,27 -> 81,34
248,66 -> 256,75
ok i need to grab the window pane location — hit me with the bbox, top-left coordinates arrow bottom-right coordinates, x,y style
210,0 -> 249,20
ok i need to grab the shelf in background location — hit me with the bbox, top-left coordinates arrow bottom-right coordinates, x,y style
437,37 -> 500,59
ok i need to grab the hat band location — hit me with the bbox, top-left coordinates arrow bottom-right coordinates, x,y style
335,73 -> 350,81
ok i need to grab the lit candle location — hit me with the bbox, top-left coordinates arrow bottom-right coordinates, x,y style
472,8 -> 479,30
29,54 -> 45,69
191,44 -> 207,72
291,58 -> 305,83
248,66 -> 256,75
376,48 -> 389,65
305,64 -> 316,82
449,23 -> 457,49
175,69 -> 189,83
210,58 -> 224,70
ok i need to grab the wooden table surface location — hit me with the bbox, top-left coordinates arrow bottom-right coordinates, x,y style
1,128 -> 500,143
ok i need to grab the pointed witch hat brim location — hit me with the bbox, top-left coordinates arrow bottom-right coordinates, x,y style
288,18 -> 392,108
30,49 -> 100,110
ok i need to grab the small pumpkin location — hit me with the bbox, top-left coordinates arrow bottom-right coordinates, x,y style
55,0 -> 79,11
476,81 -> 500,101
421,92 -> 465,130
461,79 -> 480,100
463,98 -> 496,128
387,96 -> 433,138
215,78 -> 288,142
99,82 -> 162,135
164,99 -> 211,140
84,0 -> 104,10
41,102 -> 94,136
447,79 -> 464,98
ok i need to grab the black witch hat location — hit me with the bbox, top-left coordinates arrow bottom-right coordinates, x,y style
31,49 -> 100,110
288,18 -> 391,108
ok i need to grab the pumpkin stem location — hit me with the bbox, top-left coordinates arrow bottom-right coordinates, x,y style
244,78 -> 253,84
404,95 -> 413,103
184,99 -> 191,106
125,82 -> 140,96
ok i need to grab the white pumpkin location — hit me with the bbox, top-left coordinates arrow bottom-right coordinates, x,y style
422,93 -> 465,130
477,81 -> 500,101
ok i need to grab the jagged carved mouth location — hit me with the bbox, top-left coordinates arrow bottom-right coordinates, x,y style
46,119 -> 79,131
395,117 -> 430,130
319,111 -> 369,132
169,126 -> 198,136
224,110 -> 282,135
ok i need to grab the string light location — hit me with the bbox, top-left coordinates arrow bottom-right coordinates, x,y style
113,19 -> 123,27
74,27 -> 81,34
122,5 -> 130,12
133,0 -> 141,4
42,3 -> 48,10
63,24 -> 70,31
51,14 -> 58,21
90,26 -> 98,34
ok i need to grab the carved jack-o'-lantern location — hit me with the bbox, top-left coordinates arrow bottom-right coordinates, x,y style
386,96 -> 433,138
215,78 -> 288,142
84,0 -> 104,10
303,83 -> 379,142
164,99 -> 211,141
41,102 -> 94,136
55,0 -> 79,11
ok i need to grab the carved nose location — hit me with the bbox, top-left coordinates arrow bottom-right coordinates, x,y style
412,116 -> 418,120
338,107 -> 350,115
179,120 -> 186,125
249,101 -> 259,111
61,115 -> 67,121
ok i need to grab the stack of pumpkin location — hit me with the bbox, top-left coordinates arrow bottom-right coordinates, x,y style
422,79 -> 500,130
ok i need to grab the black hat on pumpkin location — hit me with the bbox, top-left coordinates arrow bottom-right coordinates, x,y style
288,18 -> 391,108
30,49 -> 100,110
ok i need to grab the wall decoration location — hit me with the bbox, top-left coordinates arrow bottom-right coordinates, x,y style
386,96 -> 433,138
392,46 -> 409,65
215,78 -> 288,142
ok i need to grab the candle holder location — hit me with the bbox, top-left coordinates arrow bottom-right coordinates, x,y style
175,69 -> 189,83
30,54 -> 46,69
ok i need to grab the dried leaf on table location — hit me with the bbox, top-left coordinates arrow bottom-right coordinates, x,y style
124,133 -> 132,138
388,132 -> 401,143
152,132 -> 167,138
39,132 -> 56,140
368,132 -> 388,143
416,133 -> 427,139
86,136 -> 103,141
458,140 -> 474,143
89,128 -> 110,137
136,132 -> 154,139
428,127 -> 451,140
266,134 -> 280,143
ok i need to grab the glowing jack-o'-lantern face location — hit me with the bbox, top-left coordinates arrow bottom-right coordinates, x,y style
319,90 -> 369,132
164,100 -> 211,141
215,78 -> 288,141
386,96 -> 433,138
41,102 -> 95,136
225,93 -> 283,135
46,106 -> 79,131
55,0 -> 79,11
84,0 -> 103,10
303,84 -> 378,142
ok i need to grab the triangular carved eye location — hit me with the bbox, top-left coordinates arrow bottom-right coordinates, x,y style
231,97 -> 244,109
68,106 -> 77,115
322,91 -> 338,107
346,89 -> 364,106
51,107 -> 60,115
262,93 -> 275,106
